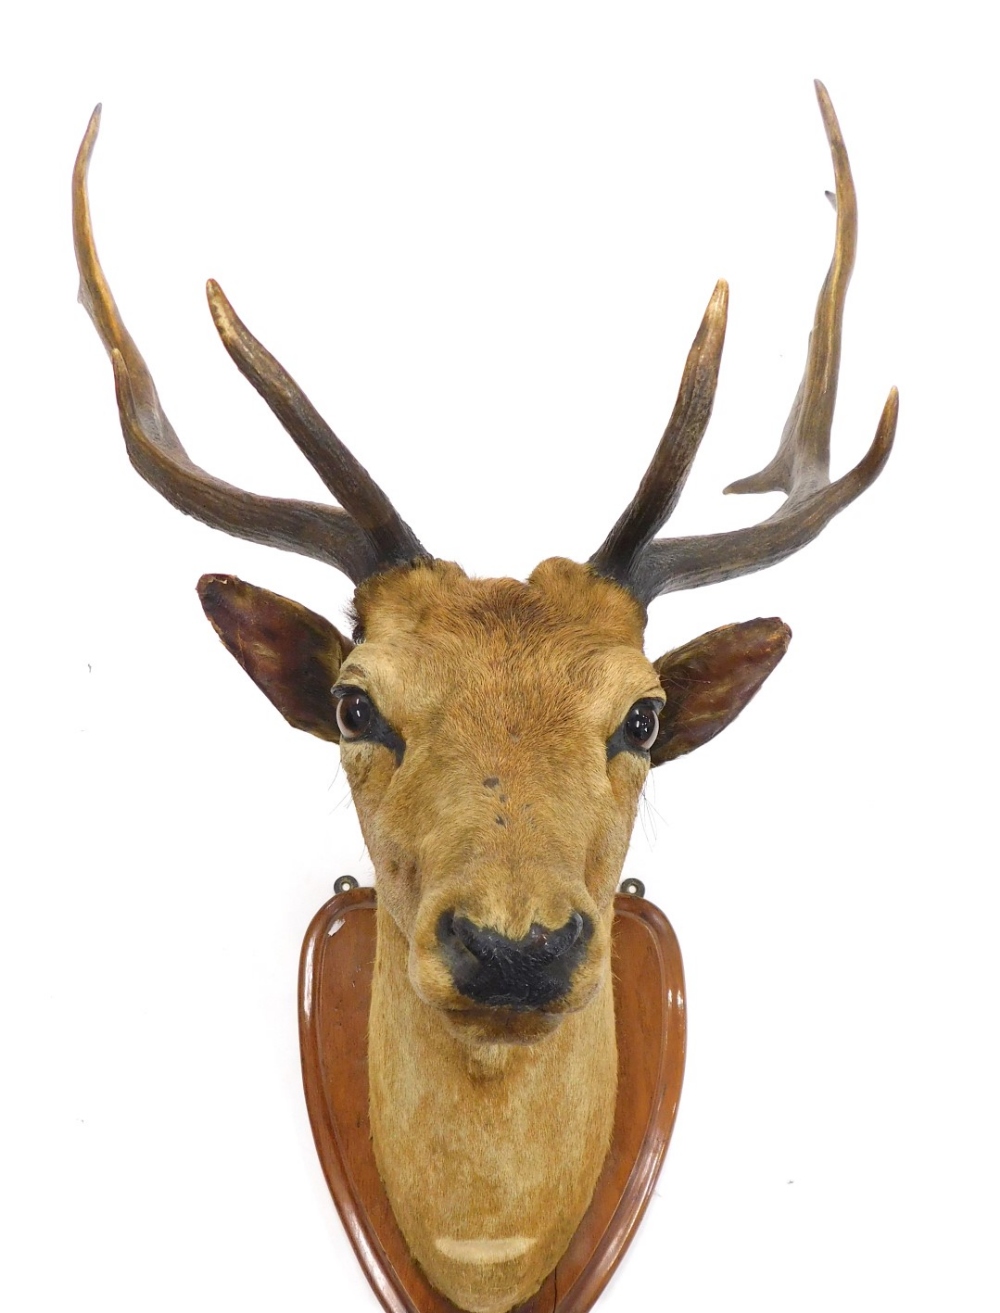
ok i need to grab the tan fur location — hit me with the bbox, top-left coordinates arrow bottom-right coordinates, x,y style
343,558 -> 652,1309
199,555 -> 787,1311
369,909 -> 617,1311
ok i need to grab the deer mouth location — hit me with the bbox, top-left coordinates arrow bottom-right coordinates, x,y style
441,1006 -> 564,1045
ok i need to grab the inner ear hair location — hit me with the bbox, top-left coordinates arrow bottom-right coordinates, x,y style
650,618 -> 791,766
197,574 -> 352,742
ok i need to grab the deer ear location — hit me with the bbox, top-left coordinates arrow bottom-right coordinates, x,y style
197,574 -> 352,743
649,618 -> 791,766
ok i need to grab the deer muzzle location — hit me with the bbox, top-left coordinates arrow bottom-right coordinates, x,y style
436,910 -> 594,1010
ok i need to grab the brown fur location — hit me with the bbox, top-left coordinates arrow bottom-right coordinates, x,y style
200,554 -> 788,1311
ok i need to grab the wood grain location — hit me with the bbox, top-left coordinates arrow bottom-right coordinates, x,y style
298,888 -> 686,1313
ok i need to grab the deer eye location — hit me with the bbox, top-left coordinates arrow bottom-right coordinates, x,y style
606,698 -> 664,762
336,691 -> 374,740
623,701 -> 660,751
332,687 -> 407,764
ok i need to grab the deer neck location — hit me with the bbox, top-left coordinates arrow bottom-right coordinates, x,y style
368,901 -> 618,1313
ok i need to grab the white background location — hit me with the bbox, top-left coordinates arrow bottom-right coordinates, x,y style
3,4 -> 996,1310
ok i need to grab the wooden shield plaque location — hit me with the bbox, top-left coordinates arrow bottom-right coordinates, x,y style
299,887 -> 686,1313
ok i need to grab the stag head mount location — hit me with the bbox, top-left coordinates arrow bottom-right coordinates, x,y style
74,83 -> 895,1313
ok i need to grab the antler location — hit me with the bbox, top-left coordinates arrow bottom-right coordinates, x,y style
589,82 -> 898,605
73,106 -> 426,585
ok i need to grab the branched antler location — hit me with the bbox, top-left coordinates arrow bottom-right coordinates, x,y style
76,86 -> 893,605
589,81 -> 897,604
72,106 -> 426,584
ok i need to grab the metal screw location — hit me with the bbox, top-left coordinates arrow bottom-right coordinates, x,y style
618,877 -> 645,898
334,875 -> 359,894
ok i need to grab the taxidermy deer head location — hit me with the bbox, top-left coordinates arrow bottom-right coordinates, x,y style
73,83 -> 895,1313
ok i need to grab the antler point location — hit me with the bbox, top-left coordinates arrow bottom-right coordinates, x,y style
206,279 -> 235,335
880,387 -> 900,437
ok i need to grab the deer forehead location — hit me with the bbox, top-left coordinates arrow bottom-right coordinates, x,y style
344,558 -> 660,734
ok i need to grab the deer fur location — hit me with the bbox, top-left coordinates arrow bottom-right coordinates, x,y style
198,559 -> 789,1311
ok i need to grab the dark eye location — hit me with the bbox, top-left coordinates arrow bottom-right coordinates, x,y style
336,691 -> 374,740
623,701 -> 660,752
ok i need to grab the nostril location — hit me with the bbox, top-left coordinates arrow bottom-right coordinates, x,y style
449,915 -> 510,964
524,912 -> 584,961
437,912 -> 499,966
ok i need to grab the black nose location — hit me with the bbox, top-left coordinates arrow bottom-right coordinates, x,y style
436,910 -> 593,1009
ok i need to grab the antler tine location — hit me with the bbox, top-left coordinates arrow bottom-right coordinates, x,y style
724,80 -> 856,502
598,83 -> 897,606
206,280 -> 425,568
588,280 -> 729,587
632,387 -> 896,597
73,107 -> 418,584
